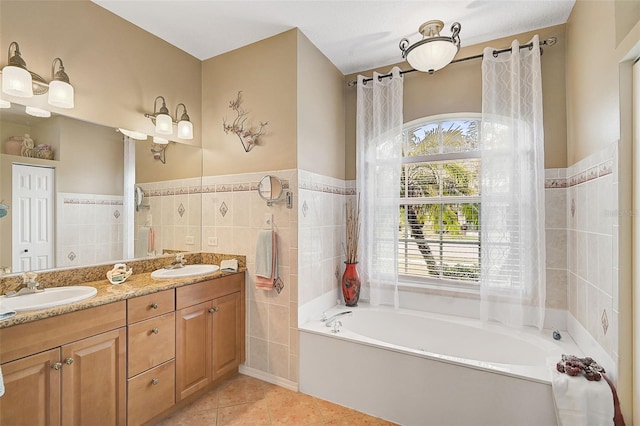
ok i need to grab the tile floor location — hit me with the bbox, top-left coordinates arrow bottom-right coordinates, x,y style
157,373 -> 396,425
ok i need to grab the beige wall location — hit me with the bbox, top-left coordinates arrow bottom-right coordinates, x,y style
344,25 -> 567,179
296,31 -> 346,180
135,141 -> 201,183
201,30 -> 297,176
0,0 -> 202,147
566,1 -> 620,164
616,0 -> 640,46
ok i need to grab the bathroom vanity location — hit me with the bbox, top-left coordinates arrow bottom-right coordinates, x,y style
0,268 -> 245,426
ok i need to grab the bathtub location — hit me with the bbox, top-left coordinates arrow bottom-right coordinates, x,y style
299,304 -> 581,426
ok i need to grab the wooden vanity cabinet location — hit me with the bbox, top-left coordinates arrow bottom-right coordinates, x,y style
0,302 -> 127,426
126,289 -> 176,426
175,273 -> 244,401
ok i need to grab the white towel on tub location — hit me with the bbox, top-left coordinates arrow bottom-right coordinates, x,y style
551,369 -> 614,425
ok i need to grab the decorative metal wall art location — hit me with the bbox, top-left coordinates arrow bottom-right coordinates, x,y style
223,91 -> 268,152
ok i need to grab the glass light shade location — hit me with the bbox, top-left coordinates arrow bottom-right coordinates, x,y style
48,80 -> 74,108
0,99 -> 10,108
155,113 -> 173,134
177,120 -> 193,139
2,65 -> 33,97
153,136 -> 169,144
118,128 -> 148,140
25,106 -> 51,118
406,40 -> 458,73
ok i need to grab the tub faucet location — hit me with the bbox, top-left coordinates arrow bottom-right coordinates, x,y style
165,253 -> 186,269
323,310 -> 352,327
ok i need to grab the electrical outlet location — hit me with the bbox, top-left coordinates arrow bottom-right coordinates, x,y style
207,237 -> 218,246
185,236 -> 195,245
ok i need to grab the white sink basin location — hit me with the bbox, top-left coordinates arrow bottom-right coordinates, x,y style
150,264 -> 220,280
1,286 -> 98,312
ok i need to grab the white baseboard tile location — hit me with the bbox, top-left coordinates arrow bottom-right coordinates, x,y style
239,365 -> 299,392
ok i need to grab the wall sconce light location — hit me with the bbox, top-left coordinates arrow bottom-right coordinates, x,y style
399,20 -> 461,74
25,106 -> 51,118
144,96 -> 194,140
1,41 -> 75,108
151,137 -> 169,164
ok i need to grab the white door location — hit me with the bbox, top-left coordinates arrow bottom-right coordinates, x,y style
11,164 -> 55,272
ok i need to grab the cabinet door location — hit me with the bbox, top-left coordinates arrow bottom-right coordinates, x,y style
175,301 -> 212,401
61,328 -> 126,426
212,292 -> 242,379
0,348 -> 61,426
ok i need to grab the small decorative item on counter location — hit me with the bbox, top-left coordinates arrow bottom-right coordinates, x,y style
107,263 -> 132,285
4,135 -> 23,156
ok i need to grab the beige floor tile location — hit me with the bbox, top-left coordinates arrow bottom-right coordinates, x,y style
268,392 -> 324,425
218,374 -> 266,407
158,407 -> 217,425
314,398 -> 361,421
218,399 -> 271,425
325,412 -> 385,425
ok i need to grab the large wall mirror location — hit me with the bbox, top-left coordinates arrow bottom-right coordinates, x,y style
0,103 -> 202,275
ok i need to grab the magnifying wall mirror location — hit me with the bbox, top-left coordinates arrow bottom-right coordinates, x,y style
258,175 -> 283,206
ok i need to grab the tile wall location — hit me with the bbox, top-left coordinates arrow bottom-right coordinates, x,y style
565,143 -> 619,364
134,177 -> 202,256
56,193 -> 123,268
200,170 -> 298,384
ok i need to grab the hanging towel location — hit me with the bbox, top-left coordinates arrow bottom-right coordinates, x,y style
135,227 -> 151,258
148,227 -> 155,254
255,229 -> 277,290
551,368 -> 615,425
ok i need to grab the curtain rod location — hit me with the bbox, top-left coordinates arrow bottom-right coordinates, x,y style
348,36 -> 557,87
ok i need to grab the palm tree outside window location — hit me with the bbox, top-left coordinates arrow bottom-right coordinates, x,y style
400,114 -> 481,287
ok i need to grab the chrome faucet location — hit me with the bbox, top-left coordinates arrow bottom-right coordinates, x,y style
322,310 -> 352,327
5,271 -> 44,297
165,253 -> 186,269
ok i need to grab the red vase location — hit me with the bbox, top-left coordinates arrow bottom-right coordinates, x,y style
342,262 -> 361,307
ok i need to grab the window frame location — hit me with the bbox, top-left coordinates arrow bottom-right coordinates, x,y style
399,113 -> 482,291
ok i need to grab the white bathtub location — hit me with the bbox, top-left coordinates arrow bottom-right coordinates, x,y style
299,304 -> 581,426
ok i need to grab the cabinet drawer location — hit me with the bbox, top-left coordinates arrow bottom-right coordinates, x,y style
127,289 -> 174,324
128,312 -> 175,377
128,360 -> 175,426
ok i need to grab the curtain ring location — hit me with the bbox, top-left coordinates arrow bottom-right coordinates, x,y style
492,50 -> 498,58
529,44 -> 534,51
378,75 -> 383,82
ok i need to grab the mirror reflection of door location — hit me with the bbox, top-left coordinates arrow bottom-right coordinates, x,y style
11,164 -> 55,272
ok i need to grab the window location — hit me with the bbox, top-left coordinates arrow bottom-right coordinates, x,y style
399,115 -> 481,287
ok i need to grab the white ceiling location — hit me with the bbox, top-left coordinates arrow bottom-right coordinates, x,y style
92,0 -> 575,75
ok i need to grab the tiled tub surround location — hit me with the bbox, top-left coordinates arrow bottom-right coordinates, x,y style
134,177 -> 202,256
200,170 -> 299,387
56,193 -> 124,268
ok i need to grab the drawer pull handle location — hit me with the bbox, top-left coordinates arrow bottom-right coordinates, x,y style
150,303 -> 158,309
151,378 -> 159,385
51,362 -> 62,370
152,327 -> 159,334
208,307 -> 219,313
64,357 -> 74,365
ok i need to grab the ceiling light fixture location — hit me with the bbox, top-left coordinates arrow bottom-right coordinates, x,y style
145,96 -> 194,139
399,20 -> 461,74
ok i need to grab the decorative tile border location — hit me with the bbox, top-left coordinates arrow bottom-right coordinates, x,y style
544,159 -> 613,189
298,180 -> 355,195
63,198 -> 123,205
142,180 -> 290,197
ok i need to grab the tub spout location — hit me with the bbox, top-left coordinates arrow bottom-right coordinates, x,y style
323,310 -> 352,327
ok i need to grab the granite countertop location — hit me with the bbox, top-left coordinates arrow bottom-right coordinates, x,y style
0,254 -> 246,329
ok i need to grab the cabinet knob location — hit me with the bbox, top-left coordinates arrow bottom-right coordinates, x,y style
151,327 -> 159,334
150,303 -> 158,309
51,362 -> 62,370
151,378 -> 159,385
64,357 -> 74,365
208,307 -> 219,313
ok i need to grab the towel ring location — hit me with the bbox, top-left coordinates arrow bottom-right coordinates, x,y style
257,175 -> 292,209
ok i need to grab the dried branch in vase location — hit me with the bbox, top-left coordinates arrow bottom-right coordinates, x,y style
344,196 -> 360,264
222,91 -> 269,152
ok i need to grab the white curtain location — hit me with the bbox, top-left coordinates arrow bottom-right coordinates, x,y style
480,36 -> 546,329
356,67 -> 403,307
